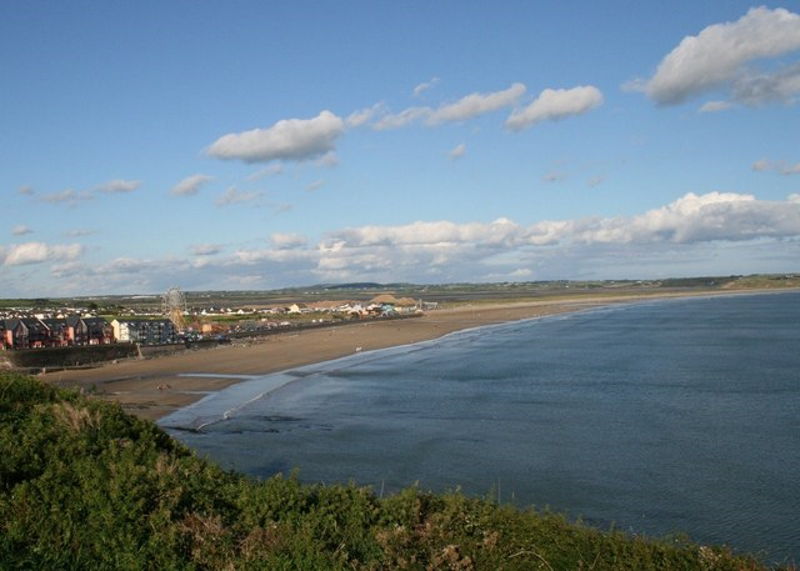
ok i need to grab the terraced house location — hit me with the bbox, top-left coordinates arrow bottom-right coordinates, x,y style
65,316 -> 114,345
3,317 -> 59,349
1,316 -> 169,349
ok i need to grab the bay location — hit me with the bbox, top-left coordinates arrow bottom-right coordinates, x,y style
161,292 -> 800,563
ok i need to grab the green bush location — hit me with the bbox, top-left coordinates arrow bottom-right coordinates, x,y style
0,373 -> 783,569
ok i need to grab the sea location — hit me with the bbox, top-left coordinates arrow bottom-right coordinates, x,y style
160,291 -> 800,564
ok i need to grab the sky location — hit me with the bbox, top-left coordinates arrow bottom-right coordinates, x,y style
2,1 -> 800,297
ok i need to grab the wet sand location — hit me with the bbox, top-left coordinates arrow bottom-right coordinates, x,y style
41,291 -> 775,420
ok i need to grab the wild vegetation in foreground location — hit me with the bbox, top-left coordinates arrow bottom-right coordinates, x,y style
0,373 -> 786,570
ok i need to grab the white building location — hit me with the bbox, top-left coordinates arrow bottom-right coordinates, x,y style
111,319 -> 177,345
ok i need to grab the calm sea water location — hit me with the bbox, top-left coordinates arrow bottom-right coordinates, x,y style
161,292 -> 800,563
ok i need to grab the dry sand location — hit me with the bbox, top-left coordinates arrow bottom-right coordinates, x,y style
41,290 -> 774,420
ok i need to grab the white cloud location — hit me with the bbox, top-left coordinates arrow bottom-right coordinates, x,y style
732,62 -> 800,105
312,219 -> 534,282
448,143 -> 466,160
509,268 -> 533,278
271,232 -> 308,249
215,186 -> 264,206
306,193 -> 800,281
413,77 -> 440,97
268,202 -> 293,214
631,7 -> 800,105
107,257 -> 196,276
12,225 -> 32,236
49,261 -> 85,279
346,103 -> 384,127
2,242 -> 83,266
372,106 -> 431,130
65,228 -> 94,237
324,218 -> 527,249
22,194 -> 800,293
190,243 -> 222,256
96,179 -> 141,193
246,164 -> 284,181
542,172 -> 566,183
47,257 -> 211,292
372,83 -> 526,129
587,175 -> 605,188
563,192 -> 800,245
18,185 -> 34,195
172,173 -> 213,196
752,159 -> 800,175
46,256 -> 221,294
752,159 -> 771,172
223,274 -> 268,287
699,100 -> 735,113
234,247 -> 317,265
314,151 -> 339,168
207,110 -> 345,163
39,189 -> 93,206
506,86 -> 603,130
428,83 -> 526,124
306,179 -> 325,192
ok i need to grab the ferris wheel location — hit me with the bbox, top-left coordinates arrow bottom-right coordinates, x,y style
162,286 -> 187,331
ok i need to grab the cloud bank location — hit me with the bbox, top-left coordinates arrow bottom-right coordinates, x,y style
271,232 -> 308,249
12,193 -> 800,294
314,192 -> 800,251
190,243 -> 222,256
1,242 -> 83,267
230,192 -> 800,284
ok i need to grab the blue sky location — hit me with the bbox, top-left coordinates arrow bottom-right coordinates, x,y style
2,1 -> 800,296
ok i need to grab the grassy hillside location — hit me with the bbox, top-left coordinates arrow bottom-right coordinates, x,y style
0,373 -> 782,569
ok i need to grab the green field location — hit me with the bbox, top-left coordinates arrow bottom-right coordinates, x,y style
4,274 -> 799,315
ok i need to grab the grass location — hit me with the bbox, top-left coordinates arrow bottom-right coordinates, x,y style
0,372 -> 789,570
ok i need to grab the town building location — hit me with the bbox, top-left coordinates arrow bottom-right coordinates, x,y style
110,319 -> 177,345
41,319 -> 69,347
66,316 -> 114,345
2,317 -> 53,349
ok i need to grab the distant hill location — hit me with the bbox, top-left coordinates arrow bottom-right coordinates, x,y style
315,282 -> 389,290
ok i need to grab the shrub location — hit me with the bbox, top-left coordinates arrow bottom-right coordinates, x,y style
0,373 -> 783,570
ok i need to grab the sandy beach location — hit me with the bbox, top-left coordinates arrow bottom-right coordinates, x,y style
41,290 -> 777,420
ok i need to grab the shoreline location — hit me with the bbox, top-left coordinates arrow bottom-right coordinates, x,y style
42,288 -> 795,420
